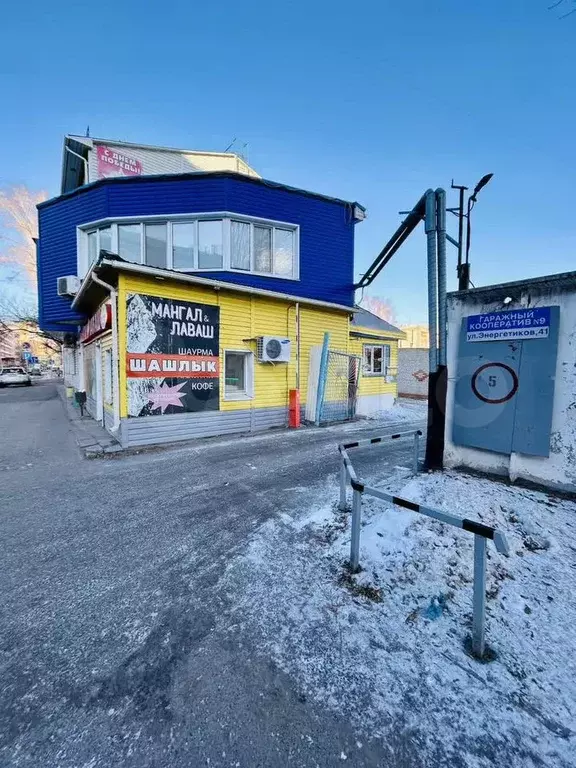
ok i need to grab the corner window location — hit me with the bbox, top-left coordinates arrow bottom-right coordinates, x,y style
79,214 -> 298,279
118,224 -> 142,263
198,220 -> 223,269
363,345 -> 390,376
224,351 -> 253,399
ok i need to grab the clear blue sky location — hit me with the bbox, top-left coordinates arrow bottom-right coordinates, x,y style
1,0 -> 575,324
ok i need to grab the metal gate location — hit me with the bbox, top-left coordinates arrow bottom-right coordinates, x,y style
319,351 -> 361,423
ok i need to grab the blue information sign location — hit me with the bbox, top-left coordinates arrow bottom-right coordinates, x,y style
466,307 -> 551,343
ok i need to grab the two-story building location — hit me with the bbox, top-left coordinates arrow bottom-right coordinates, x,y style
37,137 -> 404,448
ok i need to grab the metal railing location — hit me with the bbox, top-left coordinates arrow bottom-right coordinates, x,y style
337,437 -> 510,659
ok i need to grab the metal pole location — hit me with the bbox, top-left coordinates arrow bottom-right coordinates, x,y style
339,460 -> 347,511
425,190 -> 438,374
315,332 -> 330,426
350,488 -> 362,572
413,430 -> 420,474
436,189 -> 447,367
472,534 -> 487,658
451,183 -> 468,290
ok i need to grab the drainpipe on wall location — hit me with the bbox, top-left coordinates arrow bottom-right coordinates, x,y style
90,272 -> 120,433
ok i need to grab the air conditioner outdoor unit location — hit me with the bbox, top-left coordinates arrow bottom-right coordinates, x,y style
57,275 -> 81,297
257,336 -> 291,363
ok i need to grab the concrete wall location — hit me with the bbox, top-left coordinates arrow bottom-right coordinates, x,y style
398,348 -> 428,399
445,279 -> 576,491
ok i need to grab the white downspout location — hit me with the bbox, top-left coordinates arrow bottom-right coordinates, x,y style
90,272 -> 120,433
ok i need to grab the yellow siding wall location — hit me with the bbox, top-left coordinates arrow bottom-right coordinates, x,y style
117,274 -> 351,418
349,328 -> 401,397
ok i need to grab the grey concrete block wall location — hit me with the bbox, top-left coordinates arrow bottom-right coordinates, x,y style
398,348 -> 429,398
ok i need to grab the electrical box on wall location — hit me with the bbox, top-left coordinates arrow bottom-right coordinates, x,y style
452,306 -> 560,457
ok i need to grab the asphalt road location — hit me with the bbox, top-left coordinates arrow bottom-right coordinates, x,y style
0,380 -> 425,768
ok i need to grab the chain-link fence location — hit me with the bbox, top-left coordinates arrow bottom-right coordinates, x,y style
319,351 -> 361,423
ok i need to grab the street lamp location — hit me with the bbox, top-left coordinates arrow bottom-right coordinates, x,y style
461,173 -> 493,290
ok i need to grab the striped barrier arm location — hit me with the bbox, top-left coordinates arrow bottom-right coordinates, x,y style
337,441 -> 511,660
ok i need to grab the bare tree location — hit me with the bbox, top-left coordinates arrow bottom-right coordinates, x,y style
0,185 -> 61,359
0,185 -> 47,288
360,295 -> 397,325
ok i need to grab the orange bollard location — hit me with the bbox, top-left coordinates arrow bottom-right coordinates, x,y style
289,389 -> 301,428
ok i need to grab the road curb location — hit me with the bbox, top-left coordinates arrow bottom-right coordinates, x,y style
56,385 -> 122,458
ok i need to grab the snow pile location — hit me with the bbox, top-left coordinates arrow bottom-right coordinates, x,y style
224,471 -> 576,767
369,397 -> 427,424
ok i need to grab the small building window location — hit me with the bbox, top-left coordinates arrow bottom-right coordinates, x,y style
254,225 -> 272,273
363,344 -> 390,376
118,224 -> 142,263
274,228 -> 295,276
198,220 -> 223,269
230,220 -> 251,270
172,222 -> 195,269
99,226 -> 112,253
87,230 -> 98,266
145,223 -> 167,268
224,351 -> 253,399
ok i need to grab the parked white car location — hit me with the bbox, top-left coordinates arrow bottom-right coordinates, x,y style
0,367 -> 32,387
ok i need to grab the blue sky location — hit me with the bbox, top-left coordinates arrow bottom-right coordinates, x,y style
1,0 -> 575,323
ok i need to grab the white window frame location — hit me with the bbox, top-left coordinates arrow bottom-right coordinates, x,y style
363,344 -> 390,377
77,212 -> 300,281
223,349 -> 254,401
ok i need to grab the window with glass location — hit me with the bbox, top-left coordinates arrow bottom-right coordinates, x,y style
87,231 -> 98,266
99,226 -> 112,253
145,223 -> 167,268
363,344 -> 390,376
224,351 -> 253,399
118,224 -> 142,263
172,222 -> 195,269
230,220 -> 250,270
198,220 -> 223,269
81,216 -> 297,277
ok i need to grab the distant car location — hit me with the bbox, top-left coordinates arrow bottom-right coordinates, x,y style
0,367 -> 32,387
29,365 -> 42,376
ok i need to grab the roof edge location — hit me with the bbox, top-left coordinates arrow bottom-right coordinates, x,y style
39,169 -> 365,212
448,271 -> 576,299
72,258 -> 355,315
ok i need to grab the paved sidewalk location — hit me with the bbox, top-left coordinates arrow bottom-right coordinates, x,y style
57,384 -> 122,456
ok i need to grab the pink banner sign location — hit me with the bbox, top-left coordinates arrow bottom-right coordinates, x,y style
96,145 -> 142,179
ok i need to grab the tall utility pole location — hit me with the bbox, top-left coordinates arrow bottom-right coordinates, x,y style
451,182 -> 469,290
450,174 -> 493,290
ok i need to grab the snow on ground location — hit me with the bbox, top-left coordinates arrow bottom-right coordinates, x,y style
224,469 -> 576,767
331,398 -> 427,435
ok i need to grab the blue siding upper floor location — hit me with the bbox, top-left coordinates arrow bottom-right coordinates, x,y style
37,173 -> 360,332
